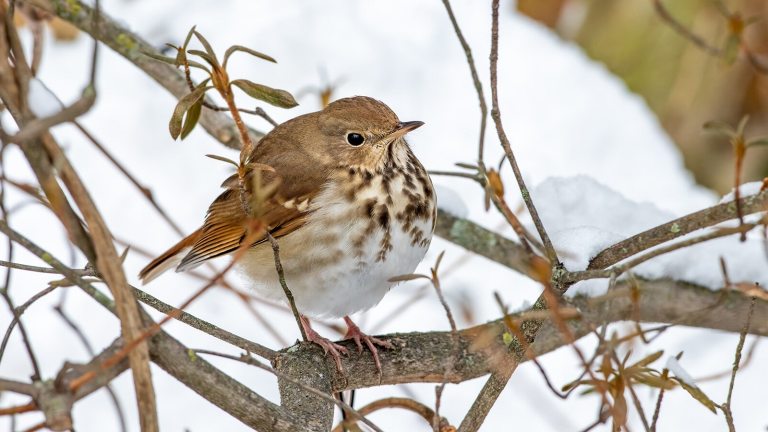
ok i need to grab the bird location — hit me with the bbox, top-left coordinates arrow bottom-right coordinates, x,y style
139,96 -> 436,371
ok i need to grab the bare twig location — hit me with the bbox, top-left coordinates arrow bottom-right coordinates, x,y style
132,286 -> 276,361
652,0 -> 721,55
22,0 -> 264,149
0,283 -> 58,367
488,0 -> 558,265
568,223 -> 759,283
721,296 -> 756,431
589,191 -> 768,270
332,397 -> 453,432
0,260 -> 63,274
53,304 -> 128,432
439,0 -> 488,165
267,233 -> 306,341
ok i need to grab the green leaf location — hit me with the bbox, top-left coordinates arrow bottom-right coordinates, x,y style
169,84 -> 210,140
230,79 -> 298,108
703,120 -> 736,138
205,154 -> 239,167
180,98 -> 203,140
193,30 -> 220,68
676,379 -> 718,413
223,45 -> 277,68
723,34 -> 740,65
747,137 -> 768,148
182,26 -> 196,51
736,115 -> 750,136
188,49 -> 218,68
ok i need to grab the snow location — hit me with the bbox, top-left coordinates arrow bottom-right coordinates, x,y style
720,181 -> 765,203
532,175 -> 768,297
1,1 -> 767,431
666,356 -> 698,388
27,77 -> 64,117
435,183 -> 469,219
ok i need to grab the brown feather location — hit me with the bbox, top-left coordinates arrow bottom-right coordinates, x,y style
139,96 -> 401,283
138,228 -> 202,283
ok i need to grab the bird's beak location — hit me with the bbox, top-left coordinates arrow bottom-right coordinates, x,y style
388,121 -> 424,141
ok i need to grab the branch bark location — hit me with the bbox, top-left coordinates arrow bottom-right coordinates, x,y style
22,0 -> 264,150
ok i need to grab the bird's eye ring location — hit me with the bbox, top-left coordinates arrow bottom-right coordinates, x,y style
346,133 -> 365,146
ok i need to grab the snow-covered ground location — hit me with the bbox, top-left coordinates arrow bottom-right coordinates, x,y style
1,1 -> 766,431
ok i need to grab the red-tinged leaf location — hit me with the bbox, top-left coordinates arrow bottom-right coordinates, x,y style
180,98 -> 202,140
223,45 -> 276,68
230,79 -> 298,108
613,384 -> 628,427
169,84 -> 210,140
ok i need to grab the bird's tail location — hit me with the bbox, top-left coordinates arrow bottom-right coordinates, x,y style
138,228 -> 203,284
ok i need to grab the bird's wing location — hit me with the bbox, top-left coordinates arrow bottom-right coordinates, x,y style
175,179 -> 317,272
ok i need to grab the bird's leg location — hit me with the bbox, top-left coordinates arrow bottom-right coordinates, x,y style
343,316 -> 393,372
300,315 -> 348,372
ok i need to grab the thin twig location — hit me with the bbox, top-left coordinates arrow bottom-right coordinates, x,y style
332,397 -> 453,432
652,0 -> 721,55
488,0 -> 558,265
439,0 -> 488,165
132,286 -> 276,361
650,367 -> 670,432
721,296 -> 756,431
0,283 -> 58,366
568,223 -> 759,283
428,253 -> 458,432
0,260 -> 62,273
68,222 -> 268,394
267,233 -> 307,341
53,303 -> 128,432
589,190 -> 768,270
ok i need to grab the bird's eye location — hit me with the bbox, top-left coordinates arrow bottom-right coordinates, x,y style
346,133 -> 365,146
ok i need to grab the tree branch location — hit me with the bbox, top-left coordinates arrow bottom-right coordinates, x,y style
589,190 -> 768,270
22,0 -> 264,150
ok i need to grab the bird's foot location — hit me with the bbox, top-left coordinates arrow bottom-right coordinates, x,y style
301,315 -> 348,372
343,316 -> 393,372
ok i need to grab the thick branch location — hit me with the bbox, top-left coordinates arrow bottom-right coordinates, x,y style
435,209 -> 533,278
275,278 -> 768,393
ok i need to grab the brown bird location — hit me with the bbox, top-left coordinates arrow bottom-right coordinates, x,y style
139,96 -> 436,370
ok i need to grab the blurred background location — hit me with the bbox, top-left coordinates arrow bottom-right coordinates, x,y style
2,0 -> 767,431
518,0 -> 768,192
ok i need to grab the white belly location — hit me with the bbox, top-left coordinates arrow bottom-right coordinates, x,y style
236,172 -> 435,318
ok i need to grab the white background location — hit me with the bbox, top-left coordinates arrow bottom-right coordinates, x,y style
1,0 -> 766,431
